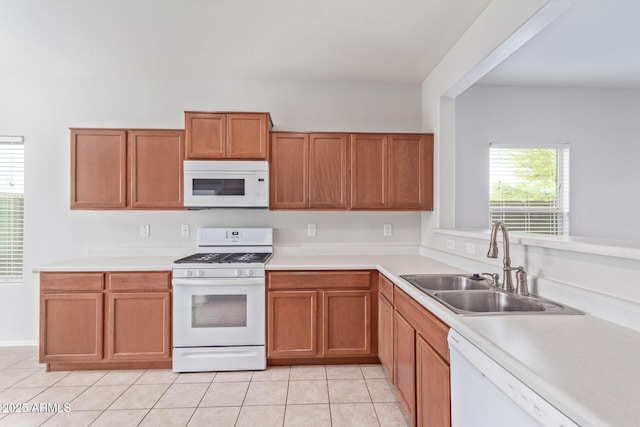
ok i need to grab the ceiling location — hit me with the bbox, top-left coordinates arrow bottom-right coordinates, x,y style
477,0 -> 640,88
0,0 -> 492,84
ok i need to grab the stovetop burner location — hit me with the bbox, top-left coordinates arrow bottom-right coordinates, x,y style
174,252 -> 272,265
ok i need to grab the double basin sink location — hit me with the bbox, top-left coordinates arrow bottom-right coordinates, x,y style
400,274 -> 583,316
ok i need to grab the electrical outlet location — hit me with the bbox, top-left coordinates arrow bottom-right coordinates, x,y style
140,224 -> 150,238
383,223 -> 393,236
307,223 -> 317,237
465,242 -> 476,254
181,224 -> 190,237
446,239 -> 455,250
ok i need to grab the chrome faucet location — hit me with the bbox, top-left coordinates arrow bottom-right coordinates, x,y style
487,221 -> 529,295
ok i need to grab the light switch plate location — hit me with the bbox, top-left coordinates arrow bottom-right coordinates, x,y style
465,242 -> 476,254
383,223 -> 393,236
181,224 -> 190,237
140,224 -> 150,238
446,239 -> 455,250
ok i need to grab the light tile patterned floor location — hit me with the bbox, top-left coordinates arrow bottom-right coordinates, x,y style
0,346 -> 411,426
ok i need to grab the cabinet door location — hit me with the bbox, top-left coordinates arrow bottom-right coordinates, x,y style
350,134 -> 387,209
394,310 -> 416,425
70,129 -> 127,209
107,292 -> 171,361
185,112 -> 226,159
226,113 -> 270,159
378,293 -> 394,381
267,291 -> 317,357
309,133 -> 349,209
417,334 -> 451,427
129,130 -> 184,209
388,134 -> 433,210
40,293 -> 103,362
270,133 -> 309,209
322,290 -> 371,356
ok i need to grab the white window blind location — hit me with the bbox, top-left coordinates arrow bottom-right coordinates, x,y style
489,144 -> 569,236
0,136 -> 24,282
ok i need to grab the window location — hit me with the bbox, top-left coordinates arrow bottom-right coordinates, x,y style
0,136 -> 24,282
489,143 -> 569,235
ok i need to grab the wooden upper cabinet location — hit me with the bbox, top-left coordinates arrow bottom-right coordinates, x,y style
185,112 -> 271,160
184,112 -> 226,159
128,130 -> 184,209
388,134 -> 433,210
350,133 -> 433,210
350,134 -> 387,209
309,133 -> 350,209
71,129 -> 127,209
270,133 -> 309,209
227,113 -> 270,159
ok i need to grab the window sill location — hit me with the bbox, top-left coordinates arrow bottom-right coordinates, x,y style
0,280 -> 23,285
433,228 -> 640,261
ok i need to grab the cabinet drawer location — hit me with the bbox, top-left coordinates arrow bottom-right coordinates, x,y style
378,274 -> 394,303
268,271 -> 371,290
40,272 -> 104,292
394,286 -> 450,362
107,272 -> 171,291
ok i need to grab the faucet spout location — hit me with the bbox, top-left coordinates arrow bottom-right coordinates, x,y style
487,222 -> 513,292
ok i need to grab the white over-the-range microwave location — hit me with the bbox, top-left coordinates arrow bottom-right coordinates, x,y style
183,160 -> 269,209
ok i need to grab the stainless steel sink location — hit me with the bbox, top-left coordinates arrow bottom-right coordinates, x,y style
400,274 -> 583,316
433,290 -> 544,313
400,274 -> 492,291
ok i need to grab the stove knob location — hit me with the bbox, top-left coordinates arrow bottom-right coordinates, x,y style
186,270 -> 193,277
198,270 -> 205,277
246,270 -> 254,277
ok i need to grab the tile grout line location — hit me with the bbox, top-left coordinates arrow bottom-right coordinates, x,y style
137,371 -> 180,426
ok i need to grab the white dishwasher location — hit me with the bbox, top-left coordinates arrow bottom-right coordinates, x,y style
448,330 -> 578,427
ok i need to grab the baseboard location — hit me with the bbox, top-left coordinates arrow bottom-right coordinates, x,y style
0,340 -> 38,347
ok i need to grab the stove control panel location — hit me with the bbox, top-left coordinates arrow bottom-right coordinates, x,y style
174,268 -> 265,279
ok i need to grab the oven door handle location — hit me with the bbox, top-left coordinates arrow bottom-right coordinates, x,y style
172,278 -> 265,287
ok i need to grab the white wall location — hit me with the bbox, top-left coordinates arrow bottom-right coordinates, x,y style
456,85 -> 640,241
419,0 -> 640,331
0,74 -> 422,343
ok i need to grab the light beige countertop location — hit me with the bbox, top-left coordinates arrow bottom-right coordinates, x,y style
34,253 -> 640,425
33,256 -> 177,272
267,253 -> 640,427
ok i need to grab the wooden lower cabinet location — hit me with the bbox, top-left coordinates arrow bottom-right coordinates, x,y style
266,271 -> 377,364
40,293 -> 104,363
267,291 -> 317,357
107,292 -> 171,361
417,334 -> 451,427
378,292 -> 394,381
384,278 -> 451,427
394,310 -> 417,425
39,271 -> 172,371
323,290 -> 371,356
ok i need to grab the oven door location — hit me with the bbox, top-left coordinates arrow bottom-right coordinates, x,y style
172,278 -> 265,347
183,169 -> 268,208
